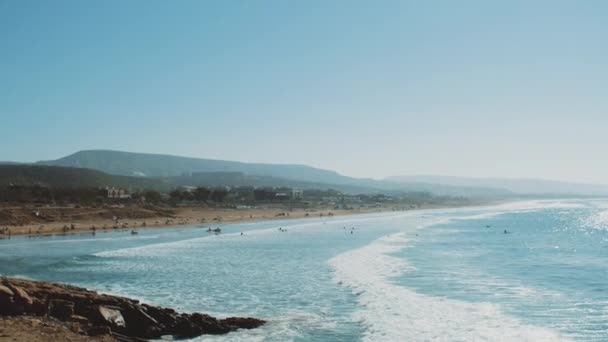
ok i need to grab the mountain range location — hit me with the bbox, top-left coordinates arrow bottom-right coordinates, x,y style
36,150 -> 513,197
0,164 -> 167,190
387,175 -> 608,197
38,150 -> 349,184
0,149 -> 603,198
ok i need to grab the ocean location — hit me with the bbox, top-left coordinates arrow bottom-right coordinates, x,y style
1,199 -> 607,341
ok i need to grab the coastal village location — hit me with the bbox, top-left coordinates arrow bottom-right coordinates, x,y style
0,180 -> 454,238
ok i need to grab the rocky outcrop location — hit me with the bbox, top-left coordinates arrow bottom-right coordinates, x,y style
0,277 -> 265,341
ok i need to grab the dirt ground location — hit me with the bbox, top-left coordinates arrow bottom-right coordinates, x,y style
0,316 -> 115,342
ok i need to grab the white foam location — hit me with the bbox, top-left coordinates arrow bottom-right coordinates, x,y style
329,232 -> 570,341
49,235 -> 160,244
586,209 -> 608,230
93,199 -> 580,259
94,226 -> 284,258
93,211 -> 415,258
489,200 -> 585,211
574,200 -> 608,231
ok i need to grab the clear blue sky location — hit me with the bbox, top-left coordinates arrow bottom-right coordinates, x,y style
1,0 -> 607,182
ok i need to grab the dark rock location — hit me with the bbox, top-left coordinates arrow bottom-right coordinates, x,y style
0,285 -> 15,314
121,305 -> 162,337
49,299 -> 75,319
69,314 -> 89,324
30,299 -> 46,316
222,316 -> 266,330
0,276 -> 265,340
8,285 -> 33,305
173,314 -> 205,338
190,313 -> 230,334
5,284 -> 33,314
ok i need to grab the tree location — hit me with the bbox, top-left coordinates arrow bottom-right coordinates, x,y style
169,189 -> 192,201
209,189 -> 228,202
193,187 -> 210,201
143,190 -> 162,203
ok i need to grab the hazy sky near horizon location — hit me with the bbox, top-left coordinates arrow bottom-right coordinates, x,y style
1,1 -> 607,182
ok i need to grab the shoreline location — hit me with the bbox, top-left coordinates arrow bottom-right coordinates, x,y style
0,203 -> 473,239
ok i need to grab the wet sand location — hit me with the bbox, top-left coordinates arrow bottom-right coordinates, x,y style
0,205 -> 401,238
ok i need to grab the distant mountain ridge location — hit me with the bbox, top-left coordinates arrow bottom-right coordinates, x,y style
32,149 -> 608,197
37,150 -> 514,197
39,150 -> 348,184
0,164 -> 167,190
0,164 -> 377,194
386,175 -> 608,196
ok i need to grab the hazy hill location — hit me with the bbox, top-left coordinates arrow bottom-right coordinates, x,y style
0,149 -> 599,198
386,175 -> 608,196
40,150 -> 350,184
37,150 -> 515,198
0,165 -> 167,190
168,172 -> 394,194
0,164 -> 381,195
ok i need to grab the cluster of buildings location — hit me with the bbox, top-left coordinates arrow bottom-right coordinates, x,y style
104,187 -> 130,199
101,184 -> 398,208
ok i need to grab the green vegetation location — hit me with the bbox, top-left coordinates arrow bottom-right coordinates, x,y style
0,165 -> 473,209
0,165 -> 167,190
0,185 -> 104,204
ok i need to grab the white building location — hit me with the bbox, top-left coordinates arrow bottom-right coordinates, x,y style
106,187 -> 130,199
291,188 -> 303,200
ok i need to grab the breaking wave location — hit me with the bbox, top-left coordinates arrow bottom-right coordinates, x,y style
329,232 -> 569,341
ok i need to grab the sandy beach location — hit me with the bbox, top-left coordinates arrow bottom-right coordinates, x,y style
0,205 -> 409,238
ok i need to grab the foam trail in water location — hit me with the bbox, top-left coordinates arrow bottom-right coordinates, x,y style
95,199 -> 577,258
329,232 -> 570,342
94,211 -> 417,258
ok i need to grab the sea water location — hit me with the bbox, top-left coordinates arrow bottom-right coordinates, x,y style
1,200 -> 607,341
